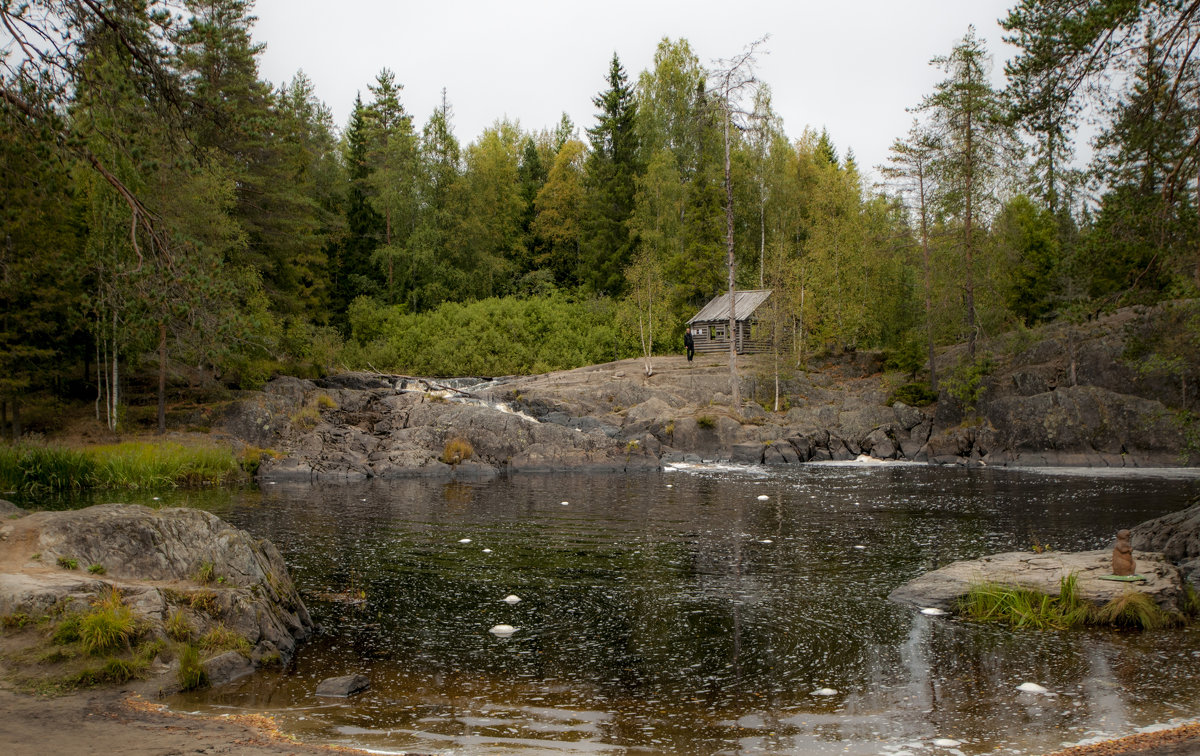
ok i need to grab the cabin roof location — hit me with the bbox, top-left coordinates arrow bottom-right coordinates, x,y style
687,289 -> 773,324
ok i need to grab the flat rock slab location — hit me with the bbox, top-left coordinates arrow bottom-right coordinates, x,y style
888,550 -> 1184,612
315,673 -> 370,697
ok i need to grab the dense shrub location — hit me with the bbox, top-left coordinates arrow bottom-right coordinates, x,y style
344,294 -> 635,376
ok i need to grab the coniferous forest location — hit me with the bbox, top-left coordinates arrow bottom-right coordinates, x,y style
3,1 -> 1200,435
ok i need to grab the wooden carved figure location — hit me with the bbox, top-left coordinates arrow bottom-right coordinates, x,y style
1112,529 -> 1135,576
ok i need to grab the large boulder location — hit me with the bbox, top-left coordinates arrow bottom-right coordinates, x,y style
888,549 -> 1184,612
1132,502 -> 1200,587
0,504 -> 313,668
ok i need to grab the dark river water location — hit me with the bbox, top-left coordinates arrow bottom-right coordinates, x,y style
158,463 -> 1200,755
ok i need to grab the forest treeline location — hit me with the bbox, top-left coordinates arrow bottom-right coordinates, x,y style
2,1 -> 1200,433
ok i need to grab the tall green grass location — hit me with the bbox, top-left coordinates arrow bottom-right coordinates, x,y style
0,442 -> 242,494
958,575 -> 1180,631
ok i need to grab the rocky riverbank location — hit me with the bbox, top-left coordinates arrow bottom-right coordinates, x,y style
0,502 -> 313,694
222,304 -> 1195,480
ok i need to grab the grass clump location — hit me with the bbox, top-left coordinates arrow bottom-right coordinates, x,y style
165,610 -> 192,642
315,393 -> 337,410
57,556 -> 78,570
1094,591 -> 1179,630
199,623 -> 251,656
290,403 -> 322,430
959,576 -> 1180,631
192,561 -> 216,585
440,437 -> 474,466
177,643 -> 208,691
239,446 -> 279,476
1182,583 -> 1200,619
78,589 -> 140,654
696,415 -> 716,430
87,564 -> 106,575
959,581 -> 1078,630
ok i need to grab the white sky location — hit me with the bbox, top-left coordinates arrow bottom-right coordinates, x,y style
251,0 -> 1019,182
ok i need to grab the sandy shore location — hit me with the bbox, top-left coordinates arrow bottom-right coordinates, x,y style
0,684 -> 375,756
1,682 -> 1197,756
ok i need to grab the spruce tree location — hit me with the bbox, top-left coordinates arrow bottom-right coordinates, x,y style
581,53 -> 640,295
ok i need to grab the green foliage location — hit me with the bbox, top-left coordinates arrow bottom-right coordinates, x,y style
346,293 -> 628,376
89,442 -> 241,488
994,195 -> 1061,324
0,446 -> 96,495
888,383 -> 938,408
696,415 -> 716,430
57,556 -> 79,570
883,331 -> 927,377
0,442 -> 241,494
52,615 -> 82,645
177,643 -> 209,691
943,355 -> 995,412
87,564 -> 106,575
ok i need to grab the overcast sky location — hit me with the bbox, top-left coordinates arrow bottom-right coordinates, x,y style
251,0 -> 1019,181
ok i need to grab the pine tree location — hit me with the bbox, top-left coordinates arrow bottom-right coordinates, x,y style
916,26 -> 1018,358
335,95 -> 384,318
364,69 -> 419,305
581,53 -> 640,295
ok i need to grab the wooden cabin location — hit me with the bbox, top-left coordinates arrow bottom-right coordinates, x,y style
686,289 -> 773,355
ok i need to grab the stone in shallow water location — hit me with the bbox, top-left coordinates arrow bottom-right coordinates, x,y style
1016,682 -> 1052,695
503,594 -> 521,604
204,651 -> 254,687
489,624 -> 516,637
315,673 -> 370,697
812,687 -> 838,696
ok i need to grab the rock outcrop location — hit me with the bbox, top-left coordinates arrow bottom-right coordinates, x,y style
888,549 -> 1185,612
217,303 -> 1197,474
254,376 -> 660,481
1132,501 -> 1200,587
0,504 -> 313,677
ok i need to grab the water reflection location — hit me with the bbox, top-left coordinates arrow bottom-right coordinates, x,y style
173,466 -> 1200,754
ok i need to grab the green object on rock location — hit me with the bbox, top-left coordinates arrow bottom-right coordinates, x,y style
1098,574 -> 1148,582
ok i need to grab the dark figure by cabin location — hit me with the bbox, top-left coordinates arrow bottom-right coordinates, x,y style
1112,529 -> 1135,576
684,328 -> 695,362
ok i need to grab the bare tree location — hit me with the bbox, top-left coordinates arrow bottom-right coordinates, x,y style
708,36 -> 768,412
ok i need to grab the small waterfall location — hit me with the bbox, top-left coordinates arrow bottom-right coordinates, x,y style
394,376 -> 540,423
